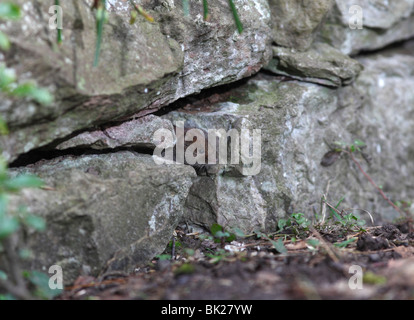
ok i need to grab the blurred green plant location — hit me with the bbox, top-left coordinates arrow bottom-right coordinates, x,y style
0,3 -> 53,106
92,0 -> 107,67
228,0 -> 243,33
0,137 -> 54,299
277,212 -> 311,237
0,2 -> 58,300
210,223 -> 236,244
0,118 -> 58,299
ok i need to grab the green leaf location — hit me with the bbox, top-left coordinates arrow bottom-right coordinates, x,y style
270,238 -> 287,254
354,139 -> 366,147
203,0 -> 209,21
230,227 -> 245,238
29,87 -> 53,106
5,174 -> 44,191
12,83 -> 53,106
0,215 -> 19,239
19,248 -> 33,260
334,141 -> 348,147
155,254 -> 171,261
254,230 -> 264,239
213,228 -> 236,243
24,214 -> 46,231
0,193 -> 7,217
0,3 -> 21,20
277,218 -> 288,231
214,230 -> 229,238
27,271 -> 62,300
0,269 -> 7,280
225,233 -> 236,243
210,223 -> 223,236
0,64 -> 16,89
329,207 -> 342,221
0,116 -> 9,135
11,82 -> 35,95
0,31 -> 10,50
292,213 -> 310,228
306,239 -> 320,248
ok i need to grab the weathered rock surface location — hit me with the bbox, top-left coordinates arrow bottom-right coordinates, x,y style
164,46 -> 414,233
56,115 -> 174,150
264,43 -> 363,87
318,0 -> 414,55
0,0 -> 272,162
268,0 -> 333,51
1,0 -> 414,285
8,152 -> 195,283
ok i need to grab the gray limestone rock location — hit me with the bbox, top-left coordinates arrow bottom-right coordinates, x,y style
6,152 -> 195,283
318,0 -> 414,55
56,115 -> 175,150
264,43 -> 363,87
0,0 -> 272,162
268,0 -> 333,51
163,47 -> 414,232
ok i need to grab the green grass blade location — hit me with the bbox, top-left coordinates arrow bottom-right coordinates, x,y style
0,31 -> 10,50
329,207 -> 342,221
203,0 -> 209,21
94,14 -> 104,67
93,1 -> 106,67
335,197 -> 345,209
228,0 -> 243,34
271,238 -> 287,254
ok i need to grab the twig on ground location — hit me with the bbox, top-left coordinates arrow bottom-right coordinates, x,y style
309,226 -> 340,263
344,149 -> 403,216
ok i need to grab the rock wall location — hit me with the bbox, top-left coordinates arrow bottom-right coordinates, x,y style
319,0 -> 414,55
0,0 -> 272,163
1,1 -> 413,282
10,152 -> 195,283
